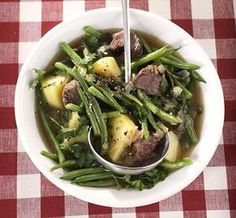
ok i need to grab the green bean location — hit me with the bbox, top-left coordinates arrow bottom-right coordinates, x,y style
191,70 -> 206,83
120,91 -> 143,107
160,57 -> 200,70
88,93 -> 109,153
112,92 -> 134,108
136,32 -> 152,53
138,90 -> 181,125
175,80 -> 192,99
136,32 -> 160,65
40,150 -> 58,162
147,109 -> 161,131
83,26 -> 102,38
51,160 -> 78,171
168,54 -> 199,70
70,73 -> 109,151
73,172 -> 113,183
88,86 -> 111,105
88,86 -> 125,113
75,74 -> 108,152
85,35 -> 99,48
166,69 -> 182,80
77,179 -> 117,187
71,74 -> 102,137
54,63 -> 89,95
103,87 -> 134,108
60,167 -> 106,180
59,42 -> 83,67
65,103 -> 84,113
95,86 -> 126,113
160,158 -> 192,170
168,55 -> 206,83
36,89 -> 65,164
77,86 -> 101,136
131,45 -> 176,70
166,69 -> 192,99
46,58 -> 72,74
73,68 -> 88,90
168,54 -> 183,62
102,111 -> 121,119
54,62 -> 76,77
141,118 -> 149,139
185,116 -> 198,144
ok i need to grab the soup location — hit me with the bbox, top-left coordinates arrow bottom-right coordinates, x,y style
32,26 -> 205,190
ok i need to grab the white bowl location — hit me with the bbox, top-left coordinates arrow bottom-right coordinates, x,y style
15,8 -> 224,208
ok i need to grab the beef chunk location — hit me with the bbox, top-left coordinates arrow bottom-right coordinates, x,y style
132,64 -> 162,95
109,30 -> 143,58
62,80 -> 81,105
132,134 -> 159,160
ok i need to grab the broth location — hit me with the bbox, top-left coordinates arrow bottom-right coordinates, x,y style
37,28 -> 203,163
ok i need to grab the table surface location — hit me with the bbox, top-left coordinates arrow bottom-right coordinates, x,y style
0,0 -> 236,217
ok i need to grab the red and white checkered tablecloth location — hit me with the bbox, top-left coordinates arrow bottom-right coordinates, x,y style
0,0 -> 235,217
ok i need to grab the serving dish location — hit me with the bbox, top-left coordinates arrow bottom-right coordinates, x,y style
15,8 -> 224,207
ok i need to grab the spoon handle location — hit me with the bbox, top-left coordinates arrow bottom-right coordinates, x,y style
121,0 -> 131,83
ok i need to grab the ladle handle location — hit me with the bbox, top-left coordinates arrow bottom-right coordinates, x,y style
121,0 -> 131,83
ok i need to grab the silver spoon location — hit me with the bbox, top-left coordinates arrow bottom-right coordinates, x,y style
121,0 -> 131,83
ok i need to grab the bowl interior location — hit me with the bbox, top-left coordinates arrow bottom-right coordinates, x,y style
15,8 -> 224,207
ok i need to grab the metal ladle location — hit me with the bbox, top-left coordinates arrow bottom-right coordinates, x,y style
88,128 -> 170,175
122,0 -> 131,83
87,1 -> 170,175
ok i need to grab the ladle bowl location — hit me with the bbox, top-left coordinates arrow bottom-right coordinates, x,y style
88,128 -> 170,175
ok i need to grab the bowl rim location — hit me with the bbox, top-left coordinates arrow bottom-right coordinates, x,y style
15,7 -> 225,207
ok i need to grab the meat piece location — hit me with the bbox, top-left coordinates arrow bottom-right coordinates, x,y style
132,64 -> 162,95
62,80 -> 81,105
109,30 -> 143,58
132,134 -> 159,160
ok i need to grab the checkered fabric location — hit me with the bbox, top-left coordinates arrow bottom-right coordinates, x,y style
0,0 -> 235,217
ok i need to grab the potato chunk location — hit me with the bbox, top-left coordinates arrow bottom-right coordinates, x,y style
68,112 -> 80,129
165,131 -> 181,162
108,114 -> 138,163
64,112 -> 88,145
41,74 -> 70,109
93,57 -> 121,80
